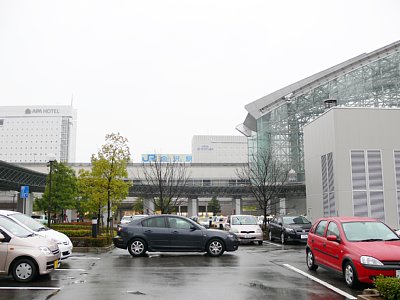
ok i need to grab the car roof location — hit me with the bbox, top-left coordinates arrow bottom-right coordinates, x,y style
316,216 -> 380,223
0,210 -> 19,216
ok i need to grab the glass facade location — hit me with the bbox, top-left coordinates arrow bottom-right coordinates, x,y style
252,50 -> 400,182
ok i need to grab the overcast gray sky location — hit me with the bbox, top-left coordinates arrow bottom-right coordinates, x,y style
1,0 -> 399,162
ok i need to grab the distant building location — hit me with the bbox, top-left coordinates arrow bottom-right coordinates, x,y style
191,135 -> 248,163
0,105 -> 77,163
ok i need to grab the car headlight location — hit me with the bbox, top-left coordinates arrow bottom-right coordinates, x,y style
285,228 -> 295,233
227,233 -> 236,239
39,246 -> 52,255
256,227 -> 262,233
360,256 -> 383,266
230,228 -> 239,233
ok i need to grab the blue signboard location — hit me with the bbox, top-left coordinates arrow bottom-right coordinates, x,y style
20,186 -> 29,199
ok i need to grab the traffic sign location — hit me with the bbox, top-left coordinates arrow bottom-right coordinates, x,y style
20,186 -> 29,199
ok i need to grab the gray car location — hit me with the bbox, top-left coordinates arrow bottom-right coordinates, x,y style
268,215 -> 311,244
113,215 -> 239,257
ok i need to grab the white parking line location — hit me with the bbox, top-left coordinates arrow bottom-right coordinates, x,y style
55,268 -> 86,272
0,287 -> 61,290
69,257 -> 101,260
263,241 -> 282,247
283,264 -> 357,300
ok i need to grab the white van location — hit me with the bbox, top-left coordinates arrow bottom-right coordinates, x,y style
0,210 -> 73,260
0,216 -> 60,282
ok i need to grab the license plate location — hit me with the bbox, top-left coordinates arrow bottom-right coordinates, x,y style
301,234 -> 308,239
244,234 -> 251,239
54,260 -> 59,269
396,270 -> 400,278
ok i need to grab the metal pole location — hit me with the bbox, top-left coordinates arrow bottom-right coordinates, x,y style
47,160 -> 53,228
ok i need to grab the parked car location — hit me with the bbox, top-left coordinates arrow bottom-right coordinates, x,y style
197,216 -> 212,228
214,216 -> 228,230
113,215 -> 239,257
0,215 -> 60,282
31,214 -> 49,225
120,214 -> 148,224
306,216 -> 400,288
268,215 -> 311,244
225,215 -> 263,245
0,210 -> 73,260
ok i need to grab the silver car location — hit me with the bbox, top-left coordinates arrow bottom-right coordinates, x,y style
0,210 -> 73,260
226,215 -> 264,245
0,216 -> 60,282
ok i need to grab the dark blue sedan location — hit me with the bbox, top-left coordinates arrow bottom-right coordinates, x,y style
113,215 -> 239,257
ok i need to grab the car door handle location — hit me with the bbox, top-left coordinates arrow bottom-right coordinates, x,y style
172,230 -> 179,234
323,242 -> 326,247
145,230 -> 152,233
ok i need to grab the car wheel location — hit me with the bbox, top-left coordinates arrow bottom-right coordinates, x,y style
280,232 -> 286,244
343,261 -> 359,288
258,240 -> 263,245
128,238 -> 147,257
12,258 -> 37,283
306,249 -> 318,271
207,239 -> 225,257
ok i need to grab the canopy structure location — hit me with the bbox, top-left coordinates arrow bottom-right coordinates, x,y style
0,160 -> 47,193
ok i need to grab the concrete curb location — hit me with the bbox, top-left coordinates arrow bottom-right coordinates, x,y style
73,244 -> 115,253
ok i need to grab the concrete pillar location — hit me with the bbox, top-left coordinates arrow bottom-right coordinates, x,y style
143,198 -> 155,215
187,198 -> 198,217
234,198 -> 241,215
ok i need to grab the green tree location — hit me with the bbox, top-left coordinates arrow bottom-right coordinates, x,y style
35,161 -> 78,226
133,198 -> 144,214
91,133 -> 131,235
208,197 -> 221,215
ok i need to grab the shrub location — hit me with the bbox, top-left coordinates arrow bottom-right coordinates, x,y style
57,229 -> 92,237
374,275 -> 400,300
70,236 -> 113,247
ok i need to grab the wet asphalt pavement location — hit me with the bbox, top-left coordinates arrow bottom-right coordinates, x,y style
0,241 -> 366,300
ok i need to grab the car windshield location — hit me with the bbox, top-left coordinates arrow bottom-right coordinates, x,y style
0,216 -> 34,238
11,213 -> 46,231
283,216 -> 311,225
232,215 -> 257,225
342,221 -> 400,242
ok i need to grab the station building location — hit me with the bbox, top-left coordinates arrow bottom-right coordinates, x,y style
238,40 -> 400,227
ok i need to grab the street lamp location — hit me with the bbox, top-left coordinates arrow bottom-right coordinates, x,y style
47,156 -> 56,228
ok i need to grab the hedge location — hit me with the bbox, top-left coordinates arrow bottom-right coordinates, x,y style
374,275 -> 400,300
70,236 -> 113,248
57,229 -> 92,237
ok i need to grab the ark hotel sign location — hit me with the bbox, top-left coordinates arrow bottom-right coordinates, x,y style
25,108 -> 60,114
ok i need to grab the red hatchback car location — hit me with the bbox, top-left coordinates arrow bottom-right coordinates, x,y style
306,216 -> 400,288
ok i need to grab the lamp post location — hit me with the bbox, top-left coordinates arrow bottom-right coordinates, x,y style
47,157 -> 56,228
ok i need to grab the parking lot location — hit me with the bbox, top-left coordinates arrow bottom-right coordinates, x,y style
0,241 -> 366,300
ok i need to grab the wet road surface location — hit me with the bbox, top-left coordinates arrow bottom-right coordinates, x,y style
0,241 -> 367,300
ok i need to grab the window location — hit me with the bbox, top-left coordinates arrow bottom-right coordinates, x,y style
327,222 -> 340,238
315,220 -> 327,237
0,119 -> 4,126
168,217 -> 192,229
142,217 -> 166,228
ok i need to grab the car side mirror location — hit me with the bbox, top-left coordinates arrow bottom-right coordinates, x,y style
327,235 -> 339,243
278,222 -> 283,226
225,224 -> 230,230
190,226 -> 198,231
